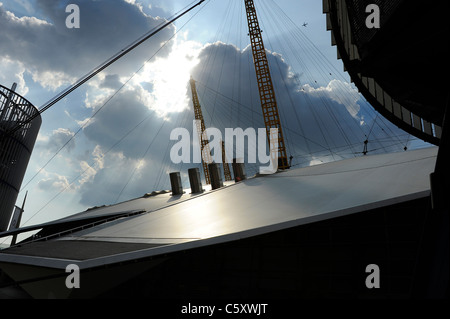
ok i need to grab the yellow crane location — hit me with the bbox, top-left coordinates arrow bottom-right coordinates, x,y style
189,76 -> 212,184
244,0 -> 289,169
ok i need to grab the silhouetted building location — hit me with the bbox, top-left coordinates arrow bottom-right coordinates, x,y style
324,0 -> 449,298
323,0 -> 448,145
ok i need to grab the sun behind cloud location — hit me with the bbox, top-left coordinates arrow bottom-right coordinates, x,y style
133,34 -> 202,116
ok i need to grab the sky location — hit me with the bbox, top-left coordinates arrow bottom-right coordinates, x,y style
0,0 -> 431,231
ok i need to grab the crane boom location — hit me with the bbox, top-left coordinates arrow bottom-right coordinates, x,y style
244,0 -> 289,169
190,77 -> 212,184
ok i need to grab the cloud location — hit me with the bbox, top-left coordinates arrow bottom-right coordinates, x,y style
192,42 -> 411,163
189,42 -> 364,159
76,85 -> 190,206
0,56 -> 28,95
77,145 -> 105,186
37,128 -> 76,153
37,173 -> 71,192
136,37 -> 202,115
100,74 -> 123,90
302,79 -> 361,120
82,86 -> 159,158
0,0 -> 175,91
78,150 -> 156,206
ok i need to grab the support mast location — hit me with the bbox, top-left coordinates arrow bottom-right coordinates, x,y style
190,77 -> 212,184
221,140 -> 233,181
244,0 -> 289,169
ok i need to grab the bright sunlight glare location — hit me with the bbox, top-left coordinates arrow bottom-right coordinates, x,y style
136,35 -> 202,116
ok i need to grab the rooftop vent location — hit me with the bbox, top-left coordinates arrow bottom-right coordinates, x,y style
169,172 -> 183,196
188,167 -> 204,194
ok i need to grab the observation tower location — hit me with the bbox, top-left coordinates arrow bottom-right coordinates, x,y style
0,84 -> 41,231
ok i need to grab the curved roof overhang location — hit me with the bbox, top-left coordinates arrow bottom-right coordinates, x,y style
323,0 -> 449,146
